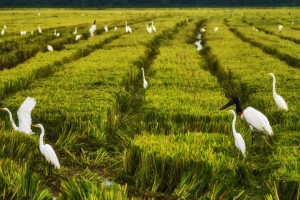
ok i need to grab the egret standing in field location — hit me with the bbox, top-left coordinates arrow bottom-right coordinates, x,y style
214,27 -> 219,33
151,21 -> 156,32
32,124 -> 60,175
146,24 -> 152,34
125,21 -> 132,34
38,25 -> 42,34
269,73 -> 288,111
1,97 -> 36,135
73,27 -> 77,35
54,29 -> 60,37
47,45 -> 53,52
114,26 -> 118,32
75,34 -> 81,41
104,25 -> 108,33
278,25 -> 283,32
4,25 -> 7,30
89,20 -> 96,36
229,110 -> 246,157
194,40 -> 202,51
220,97 -> 273,143
141,68 -> 148,89
1,29 -> 4,35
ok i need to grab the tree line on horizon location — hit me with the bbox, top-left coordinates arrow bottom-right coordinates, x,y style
0,0 -> 299,7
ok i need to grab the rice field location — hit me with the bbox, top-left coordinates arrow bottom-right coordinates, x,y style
0,8 -> 299,199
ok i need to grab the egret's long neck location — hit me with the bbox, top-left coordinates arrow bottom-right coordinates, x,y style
231,113 -> 237,136
5,109 -> 18,131
39,126 -> 45,148
272,75 -> 277,96
142,69 -> 146,81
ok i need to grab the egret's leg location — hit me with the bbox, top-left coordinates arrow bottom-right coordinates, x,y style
48,163 -> 52,176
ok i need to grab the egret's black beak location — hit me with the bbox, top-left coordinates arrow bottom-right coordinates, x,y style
220,99 -> 235,110
220,97 -> 240,110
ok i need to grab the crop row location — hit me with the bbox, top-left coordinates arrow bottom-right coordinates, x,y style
240,18 -> 300,45
225,17 -> 300,68
141,19 -> 228,134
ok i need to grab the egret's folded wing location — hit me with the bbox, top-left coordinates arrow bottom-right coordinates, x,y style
44,144 -> 60,169
17,97 -> 36,133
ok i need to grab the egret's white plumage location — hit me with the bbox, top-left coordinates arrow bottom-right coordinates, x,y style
75,34 -> 81,41
194,40 -> 202,51
47,45 -> 53,52
146,24 -> 152,33
278,25 -> 283,32
125,21 -> 132,34
151,21 -> 156,32
214,27 -> 219,33
1,97 -> 36,134
20,31 -> 26,35
114,26 -> 118,32
34,124 -> 60,169
89,20 -> 96,36
196,33 -> 201,39
200,27 -> 206,33
4,25 -> 7,30
73,27 -> 77,35
141,68 -> 148,89
38,25 -> 42,33
1,29 -> 4,35
241,107 -> 273,135
269,73 -> 288,111
229,110 -> 246,157
54,29 -> 60,37
104,25 -> 108,32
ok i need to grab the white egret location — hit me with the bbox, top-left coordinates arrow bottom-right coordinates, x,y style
47,45 -> 53,52
214,27 -> 219,33
200,27 -> 206,33
20,31 -> 27,35
33,124 -> 60,174
151,21 -> 156,32
1,29 -> 4,35
194,40 -> 202,51
196,33 -> 202,39
125,21 -> 132,34
220,97 -> 273,143
54,29 -> 60,37
73,27 -> 77,35
141,68 -> 148,89
75,34 -> 81,41
31,30 -> 34,34
269,73 -> 288,111
38,25 -> 42,34
4,25 -> 7,30
104,25 -> 108,33
114,26 -> 118,32
146,24 -> 152,34
1,97 -> 36,134
278,25 -> 283,32
89,20 -> 96,36
229,110 -> 246,157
